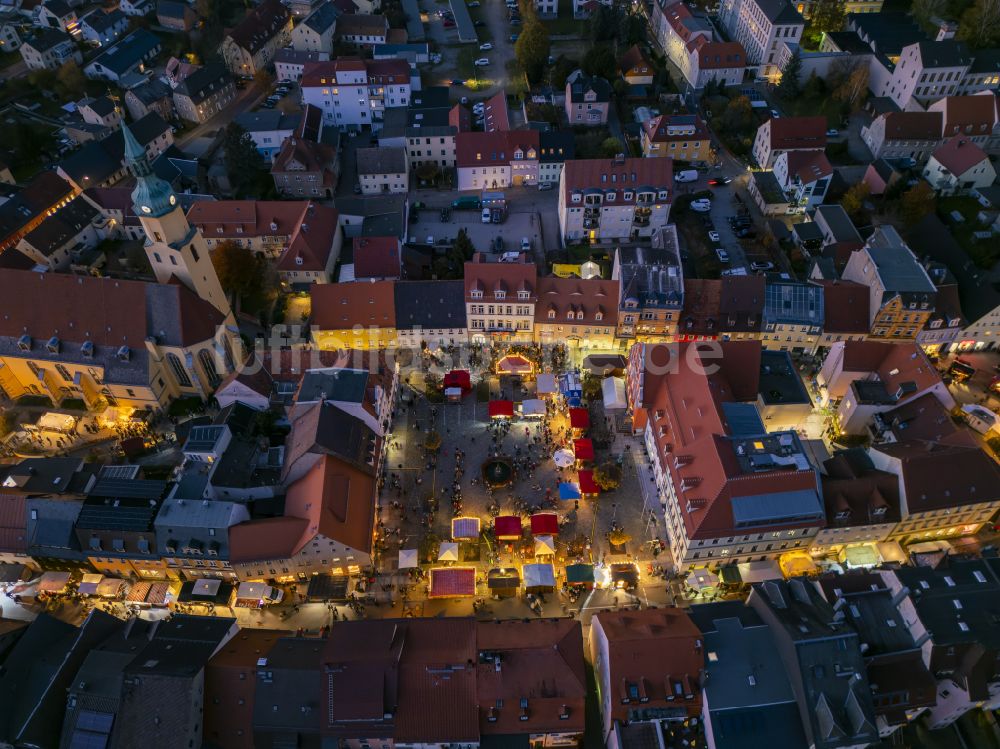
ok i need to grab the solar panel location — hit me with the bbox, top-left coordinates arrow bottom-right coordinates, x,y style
69,731 -> 109,749
98,465 -> 140,481
77,710 -> 114,733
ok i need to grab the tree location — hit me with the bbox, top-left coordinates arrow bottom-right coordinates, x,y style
840,182 -> 870,222
550,56 -> 578,89
589,4 -> 620,43
416,162 -> 441,183
55,61 -> 86,98
222,122 -> 263,196
593,462 -> 622,491
809,0 -> 846,34
777,49 -> 802,99
0,410 -> 15,439
803,70 -> 826,99
832,60 -> 869,111
453,228 -> 475,260
619,7 -> 646,46
514,18 -> 550,84
600,137 -> 624,157
957,0 -> 1000,48
608,526 -> 632,547
721,95 -> 754,132
912,0 -> 948,29
582,44 -> 617,82
900,181 -> 937,224
211,240 -> 266,306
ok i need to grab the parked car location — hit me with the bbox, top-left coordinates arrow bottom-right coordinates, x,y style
675,169 -> 699,183
826,128 -> 839,137
479,42 -> 493,51
715,248 -> 730,263
690,199 -> 712,212
453,196 -> 481,209
474,58 -> 490,66
443,19 -> 455,26
708,230 -> 720,242
520,237 -> 531,251
770,109 -> 780,119
491,208 -> 503,223
481,208 -> 492,223
509,33 -> 519,41
468,0 -> 480,5
492,236 -> 504,252
538,182 -> 554,191
750,261 -> 774,271
474,20 -> 486,26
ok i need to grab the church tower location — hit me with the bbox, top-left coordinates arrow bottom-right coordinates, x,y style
124,123 -> 231,317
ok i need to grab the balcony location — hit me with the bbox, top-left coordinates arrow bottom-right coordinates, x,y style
584,206 -> 601,218
583,218 -> 599,229
632,215 -> 650,227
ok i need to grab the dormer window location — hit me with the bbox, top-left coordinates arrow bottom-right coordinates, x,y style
606,191 -> 616,201
657,190 -> 668,200
471,290 -> 483,299
548,310 -> 556,319
517,290 -> 530,300
495,290 -> 505,300
571,193 -> 581,203
595,311 -> 602,321
566,310 -> 574,320
623,191 -> 633,201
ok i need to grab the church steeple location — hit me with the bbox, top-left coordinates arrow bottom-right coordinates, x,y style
124,122 -> 177,219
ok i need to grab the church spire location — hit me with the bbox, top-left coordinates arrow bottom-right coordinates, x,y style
124,122 -> 177,218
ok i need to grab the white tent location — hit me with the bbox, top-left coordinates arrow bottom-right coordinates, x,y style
602,377 -> 627,410
536,373 -> 557,395
534,535 -> 556,556
398,548 -> 419,569
736,560 -> 782,584
37,571 -> 71,593
523,562 -> 556,590
553,448 -> 575,468
438,541 -> 459,562
521,399 -> 545,417
78,573 -> 103,596
686,569 -> 720,590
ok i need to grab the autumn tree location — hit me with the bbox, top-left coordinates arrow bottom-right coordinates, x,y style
957,0 -> 1000,48
582,44 -> 618,82
912,0 -> 947,29
809,0 -> 846,34
831,59 -> 869,111
840,182 -> 870,222
777,49 -> 802,99
55,61 -> 86,99
721,95 -> 754,131
594,462 -> 622,491
900,181 -> 937,224
222,122 -> 263,197
211,240 -> 267,309
514,13 -> 550,84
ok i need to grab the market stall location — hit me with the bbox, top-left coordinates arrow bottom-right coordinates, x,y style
553,449 -> 575,468
96,577 -> 125,598
736,559 -> 782,584
495,516 -> 523,541
77,573 -> 104,596
565,563 -> 595,589
523,562 -> 556,593
577,470 -> 600,496
530,513 -> 559,536
179,578 -> 234,606
37,571 -> 72,594
443,370 -> 471,392
611,563 -> 639,590
451,516 -> 481,540
558,482 -> 581,500
779,551 -> 820,578
398,549 -> 419,569
521,399 -> 546,418
602,377 -> 628,410
558,372 -> 582,406
573,438 -> 594,462
686,569 -> 720,591
497,355 -> 533,375
438,541 -> 460,563
568,408 -> 590,430
533,535 -> 556,557
488,400 -> 514,419
487,567 -> 521,598
536,373 -> 557,396
235,581 -> 284,608
429,567 -> 476,598
306,574 -> 350,602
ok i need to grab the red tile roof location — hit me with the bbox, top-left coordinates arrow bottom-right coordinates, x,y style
284,454 -> 376,554
534,276 -> 619,327
275,204 -> 340,273
642,113 -> 710,144
561,157 -> 673,202
931,136 -> 990,177
0,494 -> 27,554
593,608 -> 703,722
933,95 -> 998,137
300,57 -> 409,87
765,116 -> 827,150
228,515 -> 310,563
463,254 -> 536,301
881,111 -> 942,141
620,44 -> 651,76
455,130 -> 539,168
353,236 -> 400,279
187,199 -> 314,240
482,90 -> 510,133
783,150 -> 833,184
311,280 -> 396,329
812,280 -> 870,334
226,0 -> 289,54
688,36 -> 746,69
204,628 -> 291,749
476,619 -> 586,735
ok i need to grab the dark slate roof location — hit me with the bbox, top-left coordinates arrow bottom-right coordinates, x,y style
23,27 -> 72,53
916,39 -> 972,68
128,77 -> 172,105
174,63 -> 233,104
22,196 -> 99,256
394,280 -> 467,331
538,130 -> 575,163
302,1 -> 340,33
58,111 -> 170,185
754,0 -> 803,25
87,28 -> 160,76
568,73 -> 611,103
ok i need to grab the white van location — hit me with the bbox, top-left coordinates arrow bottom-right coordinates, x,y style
482,208 -> 492,223
675,169 -> 699,183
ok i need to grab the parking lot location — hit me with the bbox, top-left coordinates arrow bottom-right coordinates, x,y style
408,207 -> 544,258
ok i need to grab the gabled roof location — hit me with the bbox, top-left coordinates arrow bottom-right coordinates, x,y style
535,276 -> 619,326
811,280 -> 869,333
394,279 -> 466,330
930,136 -> 990,177
929,95 -> 997,137
781,150 -> 833,185
284,453 -> 375,554
275,203 -> 339,273
226,0 -> 289,54
688,36 -> 746,69
356,145 -> 406,175
87,28 -> 160,76
567,73 -> 611,103
173,63 -> 233,103
763,116 -> 827,150
311,279 -> 396,329
619,44 -> 650,75
353,235 -> 400,279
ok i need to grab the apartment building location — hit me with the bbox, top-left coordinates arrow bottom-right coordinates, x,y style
751,115 -> 826,167
20,28 -> 81,70
533,276 -> 620,351
357,146 -> 408,194
171,63 -> 236,124
629,341 -> 825,569
564,73 -> 611,126
613,238 -> 684,341
220,0 -> 292,76
311,280 -> 397,349
290,1 -> 338,53
761,281 -> 825,352
772,149 -> 833,211
455,130 -> 540,190
877,40 -> 973,111
841,226 -> 936,340
641,114 -> 712,161
558,155 -> 673,243
301,57 -> 411,132
923,136 -> 997,194
927,94 -> 999,149
657,1 -> 746,89
861,111 -> 943,162
271,108 -> 339,198
465,253 -> 537,343
394,279 -> 467,349
720,0 -> 803,79
538,130 -> 575,184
